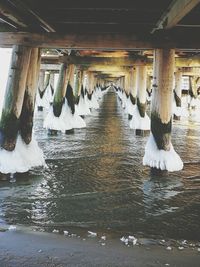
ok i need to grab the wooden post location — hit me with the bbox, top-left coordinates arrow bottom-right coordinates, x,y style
124,72 -> 130,95
49,72 -> 55,99
44,71 -> 50,91
37,70 -> 45,111
53,63 -> 70,117
0,45 -> 31,151
173,70 -> 182,120
143,48 -> 183,172
65,64 -> 75,115
146,75 -> 152,104
74,65 -> 82,100
87,71 -> 95,94
20,48 -> 41,144
188,76 -> 198,109
130,64 -> 150,135
136,65 -> 147,118
151,49 -> 174,150
130,67 -> 137,105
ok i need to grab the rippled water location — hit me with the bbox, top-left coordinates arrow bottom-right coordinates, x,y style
0,89 -> 200,243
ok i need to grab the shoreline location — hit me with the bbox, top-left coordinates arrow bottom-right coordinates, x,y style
0,228 -> 199,267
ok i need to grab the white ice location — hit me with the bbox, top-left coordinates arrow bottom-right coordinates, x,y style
0,135 -> 45,174
36,84 -> 54,110
143,134 -> 183,172
76,94 -> 91,116
87,94 -> 99,109
44,100 -> 86,131
129,105 -> 150,130
125,96 -> 135,115
172,99 -> 182,117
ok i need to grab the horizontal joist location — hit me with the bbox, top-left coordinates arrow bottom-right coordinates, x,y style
41,56 -> 200,68
0,32 -> 154,49
0,31 -> 200,50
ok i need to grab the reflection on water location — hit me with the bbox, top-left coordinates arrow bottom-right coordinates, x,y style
0,90 -> 200,242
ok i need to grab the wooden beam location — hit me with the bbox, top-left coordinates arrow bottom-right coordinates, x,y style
61,56 -> 149,66
0,32 -> 159,49
0,32 -> 200,50
152,0 -> 200,31
41,64 -> 60,71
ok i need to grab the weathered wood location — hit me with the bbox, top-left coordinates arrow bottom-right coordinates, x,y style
151,49 -> 175,150
44,71 -> 50,90
53,63 -> 67,117
53,63 -> 72,117
174,70 -> 182,107
153,0 -> 200,31
0,32 -> 155,49
61,56 -> 149,66
0,31 -> 200,49
136,65 -> 147,117
38,70 -> 45,96
189,76 -> 198,98
0,45 -> 31,150
129,67 -> 137,102
20,48 -> 41,144
74,66 -> 83,99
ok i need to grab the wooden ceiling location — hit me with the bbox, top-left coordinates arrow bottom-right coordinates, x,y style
0,0 -> 200,80
0,0 -> 200,44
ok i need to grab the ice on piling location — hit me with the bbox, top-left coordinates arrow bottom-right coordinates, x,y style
44,100 -> 86,131
0,135 -> 45,174
129,106 -> 150,130
143,134 -> 183,172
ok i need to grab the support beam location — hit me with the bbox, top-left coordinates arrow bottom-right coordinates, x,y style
0,45 -> 31,151
130,65 -> 150,134
0,45 -> 45,174
143,48 -> 183,172
53,63 -> 71,117
152,0 -> 200,31
173,70 -> 182,120
41,57 -> 200,70
20,48 -> 41,144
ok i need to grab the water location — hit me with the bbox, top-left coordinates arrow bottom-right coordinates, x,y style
0,90 -> 200,244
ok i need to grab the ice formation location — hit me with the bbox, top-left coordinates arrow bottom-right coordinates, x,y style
0,135 -> 45,174
143,134 -> 183,172
36,84 -> 54,110
76,93 -> 91,116
129,106 -> 150,130
125,96 -> 135,115
44,99 -> 86,131
172,99 -> 182,118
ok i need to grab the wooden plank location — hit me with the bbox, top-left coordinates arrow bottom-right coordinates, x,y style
153,0 -> 200,31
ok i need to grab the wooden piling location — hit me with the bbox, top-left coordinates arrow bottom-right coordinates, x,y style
53,63 -> 70,117
0,45 -> 31,151
151,49 -> 175,151
20,48 -> 41,144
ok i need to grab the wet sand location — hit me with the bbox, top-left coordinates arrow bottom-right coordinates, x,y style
0,230 -> 199,267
